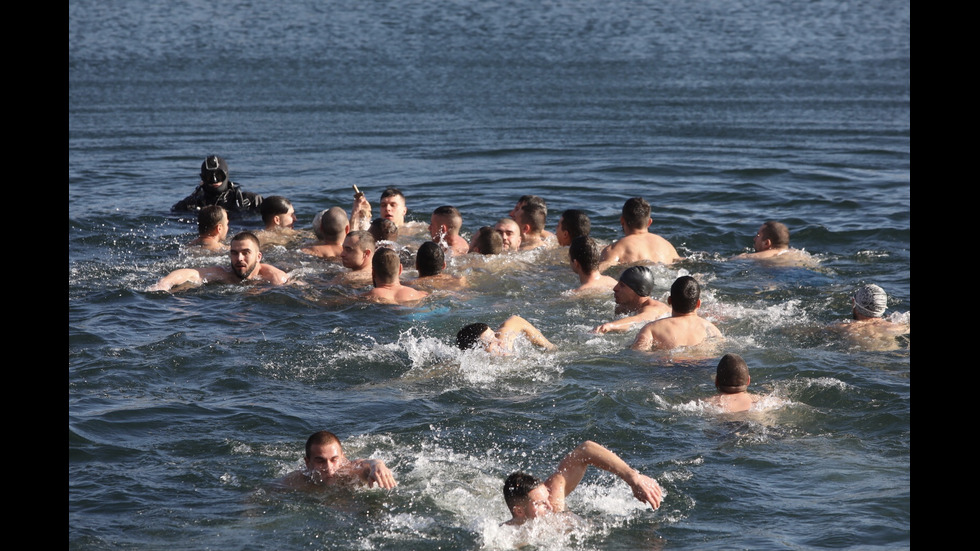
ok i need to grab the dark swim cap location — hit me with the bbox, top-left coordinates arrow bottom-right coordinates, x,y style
619,266 -> 656,297
201,155 -> 229,184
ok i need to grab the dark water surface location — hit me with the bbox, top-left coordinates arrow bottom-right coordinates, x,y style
69,1 -> 910,549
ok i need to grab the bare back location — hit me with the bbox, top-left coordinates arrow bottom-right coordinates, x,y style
601,232 -> 680,267
631,314 -> 721,350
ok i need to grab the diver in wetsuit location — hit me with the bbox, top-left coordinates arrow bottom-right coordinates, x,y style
171,155 -> 263,215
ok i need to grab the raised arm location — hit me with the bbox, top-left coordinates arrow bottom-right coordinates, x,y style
351,193 -> 372,232
544,441 -> 662,513
351,458 -> 398,489
499,315 -> 556,351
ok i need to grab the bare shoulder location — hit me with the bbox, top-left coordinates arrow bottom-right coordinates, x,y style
259,263 -> 290,285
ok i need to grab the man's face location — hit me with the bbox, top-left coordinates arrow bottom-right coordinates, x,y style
305,442 -> 348,480
429,215 -> 445,240
753,225 -> 769,252
380,195 -> 407,226
517,485 -> 554,521
509,200 -> 525,220
277,206 -> 296,229
341,236 -> 366,269
613,280 -> 640,314
230,238 -> 261,279
495,220 -> 521,251
555,216 -> 571,246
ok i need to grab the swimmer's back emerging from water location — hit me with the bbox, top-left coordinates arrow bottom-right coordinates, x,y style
456,316 -> 556,355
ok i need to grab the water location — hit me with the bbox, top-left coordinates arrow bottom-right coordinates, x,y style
69,1 -> 910,549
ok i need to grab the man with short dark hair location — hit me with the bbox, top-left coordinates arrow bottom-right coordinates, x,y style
567,236 -> 617,293
456,316 -> 556,354
151,231 -> 289,291
735,221 -> 815,266
362,248 -> 428,304
429,206 -> 469,255
469,226 -> 503,255
379,188 -> 409,227
278,431 -> 397,490
705,354 -> 760,413
631,276 -> 722,350
186,205 -> 229,252
593,266 -> 669,333
412,241 -> 467,291
598,197 -> 680,271
555,209 -> 590,247
172,155 -> 262,214
515,203 -> 551,250
335,230 -> 376,286
502,440 -> 662,526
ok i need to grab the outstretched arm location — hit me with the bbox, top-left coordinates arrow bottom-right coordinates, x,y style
499,315 -> 556,351
352,458 -> 398,489
545,441 -> 662,513
149,268 -> 204,292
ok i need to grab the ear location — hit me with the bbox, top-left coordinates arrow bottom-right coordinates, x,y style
667,296 -> 673,306
645,218 -> 652,228
344,223 -> 351,234
695,299 -> 701,310
273,215 -> 282,226
397,264 -> 404,276
257,250 -> 263,262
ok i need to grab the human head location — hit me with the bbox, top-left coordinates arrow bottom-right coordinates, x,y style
372,247 -> 402,285
198,205 -> 228,239
621,197 -> 652,230
430,206 -> 462,239
503,472 -> 552,522
473,226 -> 503,255
380,188 -> 408,226
715,354 -> 750,394
669,275 -> 701,314
341,230 -> 376,271
229,231 -> 262,279
852,284 -> 887,319
754,221 -> 790,251
311,210 -> 327,240
557,209 -> 590,246
416,241 -> 445,277
516,203 -> 547,236
456,323 -> 492,350
568,236 -> 601,274
303,431 -> 347,479
619,266 -> 656,297
369,218 -> 399,242
320,207 -> 350,241
200,155 -> 229,189
494,218 -> 522,251
261,196 -> 295,228
510,195 -> 546,220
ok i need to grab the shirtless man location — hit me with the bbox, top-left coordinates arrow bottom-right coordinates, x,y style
593,266 -> 669,333
151,231 -> 289,291
379,187 -> 409,227
278,430 -> 397,490
456,316 -> 556,354
833,284 -> 909,350
502,440 -> 662,526
412,241 -> 467,291
567,236 -> 617,294
631,276 -> 722,350
598,197 -> 680,271
494,218 -> 523,251
469,226 -> 503,255
186,205 -> 229,252
515,202 -> 551,250
429,206 -> 469,256
302,207 -> 349,260
361,248 -> 429,304
705,354 -> 761,413
735,221 -> 808,262
555,209 -> 591,247
335,230 -> 376,286
508,195 -> 555,241
256,196 -> 299,246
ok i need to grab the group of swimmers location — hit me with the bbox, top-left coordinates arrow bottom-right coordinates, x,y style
164,155 -> 908,525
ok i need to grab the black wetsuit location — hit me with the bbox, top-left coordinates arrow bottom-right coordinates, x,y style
171,181 -> 263,214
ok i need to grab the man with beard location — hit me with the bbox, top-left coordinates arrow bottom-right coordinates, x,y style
150,231 -> 289,291
171,155 -> 263,215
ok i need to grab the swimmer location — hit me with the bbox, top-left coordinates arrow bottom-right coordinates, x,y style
494,218 -> 523,251
631,276 -> 722,350
502,440 -> 662,526
555,209 -> 591,246
379,187 -> 409,227
333,230 -> 376,286
469,226 -> 503,255
361,248 -> 429,304
734,221 -> 813,266
593,266 -> 669,333
255,196 -> 299,246
186,205 -> 229,252
704,354 -> 761,413
302,207 -> 349,260
508,195 -> 556,241
151,231 -> 289,291
369,217 -> 399,244
429,205 -> 469,256
412,241 -> 467,291
515,202 -> 552,250
171,155 -> 262,214
278,431 -> 397,490
568,236 -> 617,294
456,316 -> 556,354
833,284 -> 910,350
598,197 -> 680,271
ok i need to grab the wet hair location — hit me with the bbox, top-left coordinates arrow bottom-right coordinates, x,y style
321,207 -> 349,240
456,323 -> 491,350
346,230 -> 376,252
569,236 -> 601,273
517,203 -> 547,232
504,472 -> 543,509
432,206 -> 462,232
622,197 -> 651,230
372,247 -> 401,284
261,196 -> 293,225
760,221 -> 790,248
305,430 -> 341,458
518,195 -> 546,209
198,205 -> 226,236
670,275 -> 701,314
380,187 -> 405,201
474,226 -> 503,255
231,231 -> 260,248
370,218 -> 399,242
416,241 -> 445,277
560,209 -> 591,240
716,354 -> 750,393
